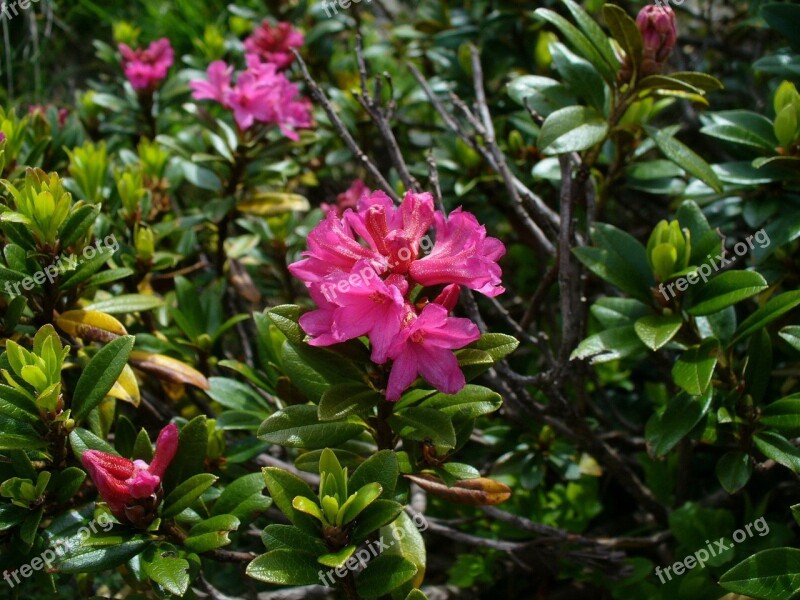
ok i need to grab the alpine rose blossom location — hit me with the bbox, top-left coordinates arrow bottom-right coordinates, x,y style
119,38 -> 174,92
82,423 -> 179,525
386,304 -> 480,401
636,5 -> 677,77
190,55 -> 312,138
243,21 -> 304,70
289,188 -> 505,400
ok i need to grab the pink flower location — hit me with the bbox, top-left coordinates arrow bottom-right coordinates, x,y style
244,21 -> 304,70
322,179 -> 368,216
289,187 -> 505,400
190,61 -> 233,104
304,265 -> 409,362
81,423 -> 179,524
119,38 -> 174,92
0,132 -> 5,144
288,211 -> 382,283
410,208 -> 505,297
385,304 -> 480,401
189,56 -> 312,138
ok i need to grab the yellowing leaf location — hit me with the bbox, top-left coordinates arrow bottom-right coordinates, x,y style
128,351 -> 209,390
56,310 -> 127,343
106,364 -> 141,407
237,190 -> 310,216
404,473 -> 511,506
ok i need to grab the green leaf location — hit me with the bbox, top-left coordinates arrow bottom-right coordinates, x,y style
162,473 -> 218,518
672,339 -> 719,395
534,8 -> 616,82
417,385 -> 502,420
184,515 -> 241,553
644,126 -> 723,192
715,451 -> 752,494
56,536 -> 150,573
719,548 -> 800,600
348,450 -> 398,500
780,326 -> 800,351
339,482 -> 382,525
754,431 -> 800,473
548,42 -> 607,111
84,294 -> 164,314
468,333 -> 519,362
258,405 -> 366,449
163,416 -> 208,494
69,427 -> 117,458
761,395 -> 800,435
318,545 -> 356,568
142,546 -> 191,596
686,271 -> 768,316
570,325 -> 646,363
389,407 -> 456,450
634,314 -> 683,351
645,389 -> 713,456
575,222 -> 654,302
356,553 -> 418,598
246,549 -> 323,585
350,500 -> 405,544
538,106 -> 608,154
318,383 -> 381,421
262,524 -> 327,554
601,4 -> 642,71
53,467 -> 87,504
213,472 -> 270,517
181,160 -> 222,192
732,291 -> 800,344
72,336 -> 135,421
562,0 -> 618,71
381,511 -> 426,591
262,467 -> 319,533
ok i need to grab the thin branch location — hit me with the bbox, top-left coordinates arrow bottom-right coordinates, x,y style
292,49 -> 399,203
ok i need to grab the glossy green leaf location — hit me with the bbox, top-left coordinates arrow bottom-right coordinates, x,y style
720,548 -> 800,599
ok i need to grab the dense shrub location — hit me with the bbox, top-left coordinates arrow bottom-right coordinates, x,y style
1,1 -> 800,599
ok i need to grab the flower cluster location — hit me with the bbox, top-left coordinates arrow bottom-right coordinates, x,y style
190,54 -> 312,139
244,20 -> 304,70
289,189 -> 505,401
118,38 -> 174,92
82,423 -> 178,526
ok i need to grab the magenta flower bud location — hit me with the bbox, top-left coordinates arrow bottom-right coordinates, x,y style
82,423 -> 179,526
243,21 -> 304,71
0,131 -> 5,144
637,5 -> 677,65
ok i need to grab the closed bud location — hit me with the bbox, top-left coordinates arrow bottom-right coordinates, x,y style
636,5 -> 677,76
647,220 -> 691,282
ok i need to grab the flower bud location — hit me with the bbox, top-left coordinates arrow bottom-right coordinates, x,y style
637,5 -> 677,76
647,220 -> 691,282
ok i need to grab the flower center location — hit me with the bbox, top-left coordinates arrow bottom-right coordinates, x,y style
410,330 -> 425,344
369,291 -> 388,304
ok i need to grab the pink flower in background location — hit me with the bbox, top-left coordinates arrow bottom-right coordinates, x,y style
29,104 -> 70,128
190,56 -> 311,138
244,21 -> 304,70
119,38 -> 174,92
322,179 -> 368,216
410,208 -> 505,297
289,188 -> 505,400
385,304 -> 480,401
0,132 -> 5,144
189,61 -> 233,104
82,423 -> 178,523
